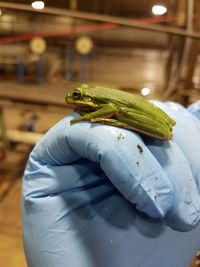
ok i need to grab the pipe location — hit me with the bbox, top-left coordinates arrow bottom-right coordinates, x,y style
0,23 -> 117,44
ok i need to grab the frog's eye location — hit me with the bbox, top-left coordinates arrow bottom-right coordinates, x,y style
72,90 -> 81,99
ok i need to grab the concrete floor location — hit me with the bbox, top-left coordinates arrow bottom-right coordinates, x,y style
0,178 -> 27,267
0,146 -> 30,267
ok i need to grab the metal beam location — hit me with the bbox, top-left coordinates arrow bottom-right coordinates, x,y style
1,2 -> 200,39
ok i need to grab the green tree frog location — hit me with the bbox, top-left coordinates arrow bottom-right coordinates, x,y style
65,84 -> 176,140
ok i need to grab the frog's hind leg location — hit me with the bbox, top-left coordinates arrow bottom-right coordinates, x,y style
90,117 -> 146,136
91,117 -> 170,140
91,118 -> 129,129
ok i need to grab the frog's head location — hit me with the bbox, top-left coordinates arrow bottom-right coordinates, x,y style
65,84 -> 98,109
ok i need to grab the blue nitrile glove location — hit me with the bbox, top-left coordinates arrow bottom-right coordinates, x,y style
23,101 -> 200,267
188,100 -> 200,120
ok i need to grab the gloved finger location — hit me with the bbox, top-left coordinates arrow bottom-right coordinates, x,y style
26,114 -> 173,219
30,114 -> 83,165
66,122 -> 174,219
145,137 -> 200,231
152,101 -> 200,192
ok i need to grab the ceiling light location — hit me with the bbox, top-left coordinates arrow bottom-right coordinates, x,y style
31,1 -> 45,10
152,5 -> 167,15
141,87 -> 151,96
0,9 -> 2,16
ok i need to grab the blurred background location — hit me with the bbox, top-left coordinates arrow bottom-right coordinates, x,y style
0,1 -> 200,266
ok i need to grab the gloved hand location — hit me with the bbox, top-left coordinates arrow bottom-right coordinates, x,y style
22,101 -> 200,267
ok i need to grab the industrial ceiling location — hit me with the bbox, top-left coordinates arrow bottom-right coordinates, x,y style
0,0 -> 179,49
0,0 -> 176,17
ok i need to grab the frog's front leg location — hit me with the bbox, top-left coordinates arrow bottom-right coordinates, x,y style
70,103 -> 119,124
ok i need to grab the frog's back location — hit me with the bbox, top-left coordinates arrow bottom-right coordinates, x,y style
83,85 -> 143,107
